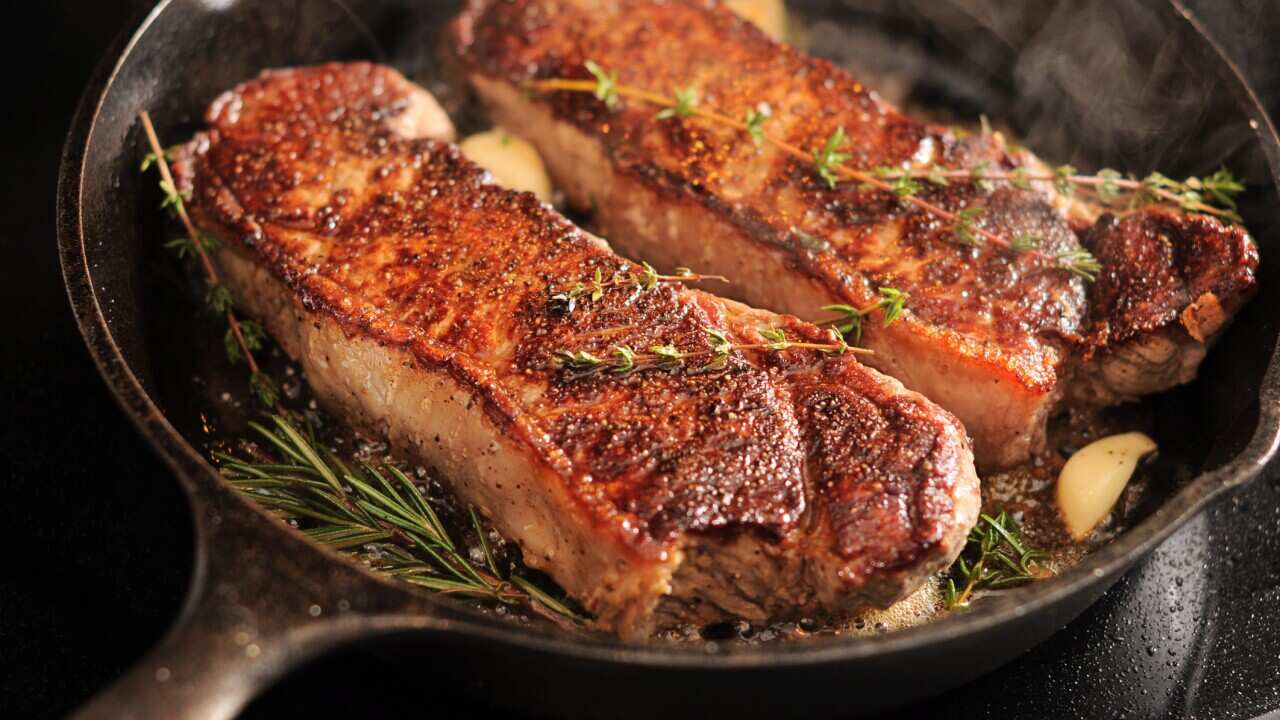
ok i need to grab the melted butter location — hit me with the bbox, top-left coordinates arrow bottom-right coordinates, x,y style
723,0 -> 787,39
843,578 -> 943,635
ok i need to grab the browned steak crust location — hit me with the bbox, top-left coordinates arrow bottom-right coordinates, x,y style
173,62 -> 979,636
449,0 -> 1259,467
1071,207 -> 1258,404
1086,209 -> 1257,346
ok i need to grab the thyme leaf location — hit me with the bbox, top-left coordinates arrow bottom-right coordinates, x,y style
249,372 -> 280,408
876,287 -> 906,325
649,343 -> 684,364
656,85 -> 699,120
140,144 -> 179,172
1054,164 -> 1077,195
552,349 -> 604,372
583,59 -> 619,110
706,328 -> 733,356
954,206 -> 986,247
611,344 -> 637,374
1096,168 -> 1124,203
206,284 -> 234,315
744,108 -> 767,150
816,286 -> 908,344
759,327 -> 789,350
813,126 -> 850,189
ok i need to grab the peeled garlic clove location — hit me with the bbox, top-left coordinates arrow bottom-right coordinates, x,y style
458,129 -> 553,203
723,0 -> 787,40
1057,432 -> 1157,541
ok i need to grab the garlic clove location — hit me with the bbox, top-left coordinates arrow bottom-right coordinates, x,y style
459,129 -> 554,203
724,0 -> 787,40
1057,432 -> 1157,541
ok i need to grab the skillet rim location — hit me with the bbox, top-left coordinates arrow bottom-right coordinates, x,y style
55,0 -> 1280,668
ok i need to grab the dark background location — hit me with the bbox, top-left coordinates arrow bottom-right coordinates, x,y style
3,1 -> 1279,718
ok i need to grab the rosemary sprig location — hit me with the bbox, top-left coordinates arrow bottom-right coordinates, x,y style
943,510 -> 1048,609
139,111 -> 280,409
1055,250 -> 1103,282
549,262 -> 727,313
142,116 -> 582,624
532,63 -> 1241,281
552,325 -> 867,377
816,287 -> 907,344
217,414 -> 586,623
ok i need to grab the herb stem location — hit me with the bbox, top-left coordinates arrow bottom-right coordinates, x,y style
815,301 -> 887,326
529,78 -> 1058,266
138,113 -> 221,290
139,111 -> 281,407
869,167 -> 1242,222
951,554 -> 986,608
549,261 -> 727,313
944,510 -> 1047,609
221,415 -> 586,622
552,326 -> 869,379
533,67 -> 1238,282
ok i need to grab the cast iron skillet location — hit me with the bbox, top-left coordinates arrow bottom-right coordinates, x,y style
57,0 -> 1280,717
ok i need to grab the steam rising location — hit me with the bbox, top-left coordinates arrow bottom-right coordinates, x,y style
795,0 -> 1267,186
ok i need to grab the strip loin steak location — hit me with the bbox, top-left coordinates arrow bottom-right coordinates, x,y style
174,62 -> 981,638
449,0 -> 1259,469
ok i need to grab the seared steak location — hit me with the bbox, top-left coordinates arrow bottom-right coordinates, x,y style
449,0 -> 1259,468
173,62 -> 980,638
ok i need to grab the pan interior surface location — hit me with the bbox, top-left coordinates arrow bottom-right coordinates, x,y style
62,0 -> 1280,685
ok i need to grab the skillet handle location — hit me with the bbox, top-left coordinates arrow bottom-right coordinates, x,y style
71,587 -> 360,720
71,485 -> 440,720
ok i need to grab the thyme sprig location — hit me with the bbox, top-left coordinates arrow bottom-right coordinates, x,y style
217,414 -> 585,624
870,164 -> 1245,225
139,111 -> 280,409
532,63 -> 1241,282
549,262 -> 727,313
944,510 -> 1048,609
530,69 -> 1090,274
552,325 -> 869,377
816,287 -> 907,344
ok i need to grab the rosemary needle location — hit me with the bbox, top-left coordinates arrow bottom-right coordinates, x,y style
219,414 -> 587,624
943,510 -> 1047,609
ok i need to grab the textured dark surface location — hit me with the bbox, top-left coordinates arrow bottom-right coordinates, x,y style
3,1 -> 1279,719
